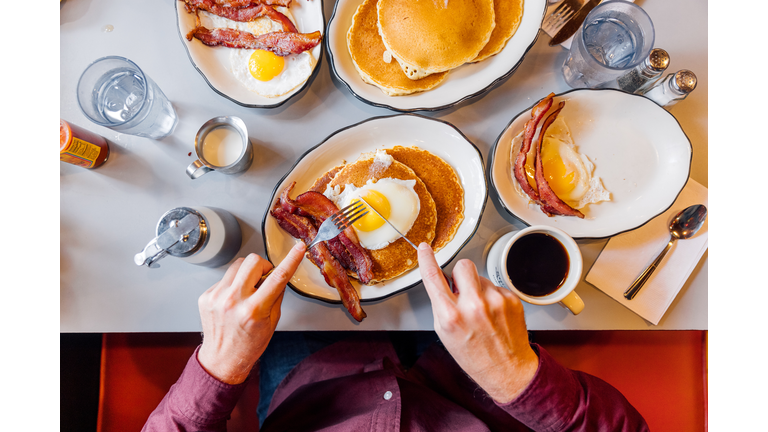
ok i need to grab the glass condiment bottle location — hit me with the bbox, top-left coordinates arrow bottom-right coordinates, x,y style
134,206 -> 242,268
614,48 -> 670,93
642,70 -> 697,108
60,119 -> 110,169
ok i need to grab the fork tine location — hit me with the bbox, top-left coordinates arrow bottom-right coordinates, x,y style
332,201 -> 366,223
338,210 -> 369,230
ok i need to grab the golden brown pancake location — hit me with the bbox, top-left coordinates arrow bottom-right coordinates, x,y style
347,0 -> 448,95
472,0 -> 524,63
384,146 -> 464,251
377,0 -> 495,79
310,164 -> 344,193
327,156 -> 437,282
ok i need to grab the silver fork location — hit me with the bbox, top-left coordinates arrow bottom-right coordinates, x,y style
307,201 -> 369,249
541,0 -> 581,37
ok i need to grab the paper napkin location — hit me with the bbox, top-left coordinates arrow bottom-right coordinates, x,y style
585,179 -> 708,325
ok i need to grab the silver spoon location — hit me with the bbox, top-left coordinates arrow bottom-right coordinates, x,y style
623,204 -> 707,300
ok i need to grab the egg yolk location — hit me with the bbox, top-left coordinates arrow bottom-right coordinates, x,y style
524,141 -> 576,198
248,50 -> 284,81
352,190 -> 391,232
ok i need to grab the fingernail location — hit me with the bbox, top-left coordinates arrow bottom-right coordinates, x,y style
418,242 -> 431,252
294,242 -> 306,252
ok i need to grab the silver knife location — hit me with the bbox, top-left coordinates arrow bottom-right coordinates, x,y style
550,0 -> 602,46
358,197 -> 418,250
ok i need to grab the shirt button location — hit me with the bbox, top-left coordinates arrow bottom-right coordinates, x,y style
383,391 -> 392,400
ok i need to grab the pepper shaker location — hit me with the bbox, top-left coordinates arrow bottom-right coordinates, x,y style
135,206 -> 242,268
643,70 -> 697,108
612,48 -> 670,94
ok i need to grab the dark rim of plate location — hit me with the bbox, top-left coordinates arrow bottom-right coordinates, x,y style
487,87 -> 694,240
261,113 -> 489,305
174,0 -> 327,109
324,0 -> 546,113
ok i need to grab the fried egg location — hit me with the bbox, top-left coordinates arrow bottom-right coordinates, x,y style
325,178 -> 420,250
511,117 -> 610,209
200,10 -> 315,98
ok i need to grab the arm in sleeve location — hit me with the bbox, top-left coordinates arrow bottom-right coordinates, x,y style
142,346 -> 249,432
497,344 -> 649,432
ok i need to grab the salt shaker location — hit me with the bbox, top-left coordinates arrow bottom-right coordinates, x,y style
612,48 -> 670,93
642,70 -> 697,108
135,206 -> 242,268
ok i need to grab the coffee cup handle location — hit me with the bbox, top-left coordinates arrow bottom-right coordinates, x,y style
559,291 -> 584,315
186,159 -> 213,179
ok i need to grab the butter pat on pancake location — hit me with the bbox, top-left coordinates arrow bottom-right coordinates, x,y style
383,146 -> 464,252
326,155 -> 437,282
347,0 -> 448,95
377,0 -> 495,79
472,0 -> 524,63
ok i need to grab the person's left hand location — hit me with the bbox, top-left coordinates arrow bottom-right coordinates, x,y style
197,243 -> 306,384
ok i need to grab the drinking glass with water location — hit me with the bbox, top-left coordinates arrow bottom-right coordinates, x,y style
77,56 -> 178,139
562,1 -> 654,89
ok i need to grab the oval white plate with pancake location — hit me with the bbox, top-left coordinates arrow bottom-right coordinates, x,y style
490,89 -> 692,239
262,114 -> 488,304
326,0 -> 546,111
175,0 -> 325,108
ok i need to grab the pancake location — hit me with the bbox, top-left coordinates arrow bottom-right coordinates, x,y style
327,155 -> 437,282
347,0 -> 448,95
377,0 -> 495,80
384,146 -> 464,251
310,164 -> 344,192
472,0 -> 524,63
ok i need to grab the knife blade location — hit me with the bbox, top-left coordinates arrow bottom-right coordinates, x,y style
358,197 -> 418,250
550,0 -> 601,46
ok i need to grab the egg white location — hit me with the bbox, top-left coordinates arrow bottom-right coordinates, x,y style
199,9 -> 315,98
510,116 -> 610,210
324,178 -> 420,250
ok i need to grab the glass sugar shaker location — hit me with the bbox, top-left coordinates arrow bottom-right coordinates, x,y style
614,48 -> 670,94
643,70 -> 698,108
135,206 -> 242,268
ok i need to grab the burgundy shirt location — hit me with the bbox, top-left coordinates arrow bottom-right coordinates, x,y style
143,334 -> 648,431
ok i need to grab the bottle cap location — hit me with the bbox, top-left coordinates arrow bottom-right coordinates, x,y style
646,49 -> 670,72
671,70 -> 697,94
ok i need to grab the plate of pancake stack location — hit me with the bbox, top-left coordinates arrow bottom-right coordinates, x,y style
262,115 -> 488,320
326,0 -> 546,111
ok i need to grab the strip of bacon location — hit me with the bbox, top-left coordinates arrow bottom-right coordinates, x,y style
271,204 -> 367,321
513,93 -> 555,203
212,0 -> 292,8
279,184 -> 375,285
533,101 -> 585,218
183,0 -> 297,32
186,27 -> 322,56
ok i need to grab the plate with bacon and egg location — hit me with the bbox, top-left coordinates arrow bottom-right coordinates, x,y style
490,89 -> 692,239
175,0 -> 325,108
262,114 -> 487,321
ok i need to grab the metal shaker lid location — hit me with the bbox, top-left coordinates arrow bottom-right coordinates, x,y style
671,70 -> 697,94
156,207 -> 208,257
646,48 -> 670,72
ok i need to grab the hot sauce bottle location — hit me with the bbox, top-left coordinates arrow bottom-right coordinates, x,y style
60,119 -> 110,169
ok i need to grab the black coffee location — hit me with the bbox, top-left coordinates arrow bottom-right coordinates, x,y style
506,233 -> 570,297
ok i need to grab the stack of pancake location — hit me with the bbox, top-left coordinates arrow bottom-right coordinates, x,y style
346,0 -> 524,96
311,146 -> 465,282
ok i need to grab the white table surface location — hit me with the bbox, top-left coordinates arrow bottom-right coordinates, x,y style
59,0 -> 707,332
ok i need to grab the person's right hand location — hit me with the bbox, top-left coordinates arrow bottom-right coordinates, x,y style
417,243 -> 539,404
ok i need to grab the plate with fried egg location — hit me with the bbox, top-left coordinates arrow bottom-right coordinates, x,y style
326,0 -> 546,111
490,89 -> 692,239
262,114 -> 488,304
175,0 -> 325,108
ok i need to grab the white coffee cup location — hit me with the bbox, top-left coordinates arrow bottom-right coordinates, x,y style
486,225 -> 584,315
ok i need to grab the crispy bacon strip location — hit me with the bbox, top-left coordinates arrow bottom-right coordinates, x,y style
279,184 -> 375,285
183,0 -> 297,32
212,0 -> 273,7
513,93 -> 554,203
533,101 -> 585,219
186,27 -> 322,56
270,204 -> 367,322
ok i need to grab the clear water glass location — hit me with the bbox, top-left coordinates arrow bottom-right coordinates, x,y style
77,56 -> 178,139
562,1 -> 654,89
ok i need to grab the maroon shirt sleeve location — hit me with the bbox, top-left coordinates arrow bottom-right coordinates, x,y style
497,345 -> 650,431
142,346 -> 248,432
